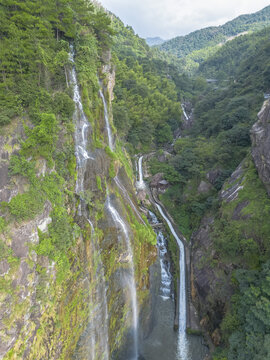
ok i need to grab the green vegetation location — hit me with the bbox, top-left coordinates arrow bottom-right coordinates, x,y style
147,26 -> 270,239
209,159 -> 270,360
0,1 -> 118,358
158,5 -> 270,73
0,2 -> 158,358
96,175 -> 103,192
110,17 -> 195,152
198,27 -> 270,79
213,160 -> 270,268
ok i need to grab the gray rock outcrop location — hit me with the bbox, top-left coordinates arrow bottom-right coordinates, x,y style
251,99 -> 270,195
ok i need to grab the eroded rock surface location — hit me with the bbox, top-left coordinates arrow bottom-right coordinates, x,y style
251,99 -> 270,195
192,217 -> 233,338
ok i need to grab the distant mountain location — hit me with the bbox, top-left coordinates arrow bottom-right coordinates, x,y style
146,37 -> 165,46
159,5 -> 270,61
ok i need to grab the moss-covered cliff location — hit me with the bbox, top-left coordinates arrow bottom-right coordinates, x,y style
0,2 -> 156,359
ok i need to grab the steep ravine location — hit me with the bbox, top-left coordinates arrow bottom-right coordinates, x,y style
137,157 -> 209,360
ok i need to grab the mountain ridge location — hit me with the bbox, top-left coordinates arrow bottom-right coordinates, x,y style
157,5 -> 270,73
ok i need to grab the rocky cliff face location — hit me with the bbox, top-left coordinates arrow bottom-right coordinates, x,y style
251,99 -> 270,195
0,57 -> 156,359
191,100 -> 270,348
192,163 -> 248,345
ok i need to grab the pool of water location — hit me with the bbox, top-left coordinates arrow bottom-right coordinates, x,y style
140,262 -> 209,360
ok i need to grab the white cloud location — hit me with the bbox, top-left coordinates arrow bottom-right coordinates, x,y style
99,0 -> 270,39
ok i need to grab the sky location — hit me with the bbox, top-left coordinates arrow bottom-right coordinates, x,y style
99,0 -> 270,39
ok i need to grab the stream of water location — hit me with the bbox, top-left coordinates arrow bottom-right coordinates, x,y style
106,195 -> 139,359
137,156 -> 146,190
69,45 -> 94,196
181,104 -> 189,123
155,202 -> 188,359
99,85 -> 139,358
99,90 -> 114,151
148,211 -> 172,300
137,156 -> 209,360
69,46 -> 109,360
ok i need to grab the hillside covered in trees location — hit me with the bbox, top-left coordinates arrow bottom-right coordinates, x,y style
146,22 -> 270,360
156,5 -> 270,73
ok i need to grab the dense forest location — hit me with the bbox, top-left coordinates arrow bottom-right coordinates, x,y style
157,5 -> 270,73
110,16 -> 198,152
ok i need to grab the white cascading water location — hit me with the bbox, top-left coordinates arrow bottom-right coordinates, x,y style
148,211 -> 172,300
155,203 -> 188,359
181,104 -> 189,123
69,45 -> 94,198
69,45 -> 109,360
137,156 -> 146,190
99,78 -> 138,358
138,157 -> 189,359
87,220 -> 110,360
99,90 -> 114,151
106,195 -> 138,360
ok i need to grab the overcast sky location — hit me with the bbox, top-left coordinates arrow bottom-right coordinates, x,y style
99,0 -> 270,39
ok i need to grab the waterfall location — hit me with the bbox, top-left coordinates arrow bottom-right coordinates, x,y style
87,220 -> 110,360
136,156 -> 145,190
149,211 -> 172,300
106,194 -> 138,360
181,104 -> 189,123
69,45 -> 94,199
155,203 -> 188,359
69,45 -> 109,360
99,90 -> 114,151
138,157 -> 188,359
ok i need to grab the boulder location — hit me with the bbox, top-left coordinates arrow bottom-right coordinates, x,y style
150,173 -> 164,188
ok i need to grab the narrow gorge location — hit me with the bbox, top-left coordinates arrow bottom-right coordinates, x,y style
137,157 -> 208,360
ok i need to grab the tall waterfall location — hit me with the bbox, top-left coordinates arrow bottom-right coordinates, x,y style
99,90 -> 114,151
106,195 -> 138,360
69,45 -> 109,360
99,80 -> 138,358
155,203 -> 188,359
69,45 -> 94,199
138,157 -> 188,359
181,104 -> 189,123
149,211 -> 172,300
87,220 -> 110,360
137,156 -> 145,190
